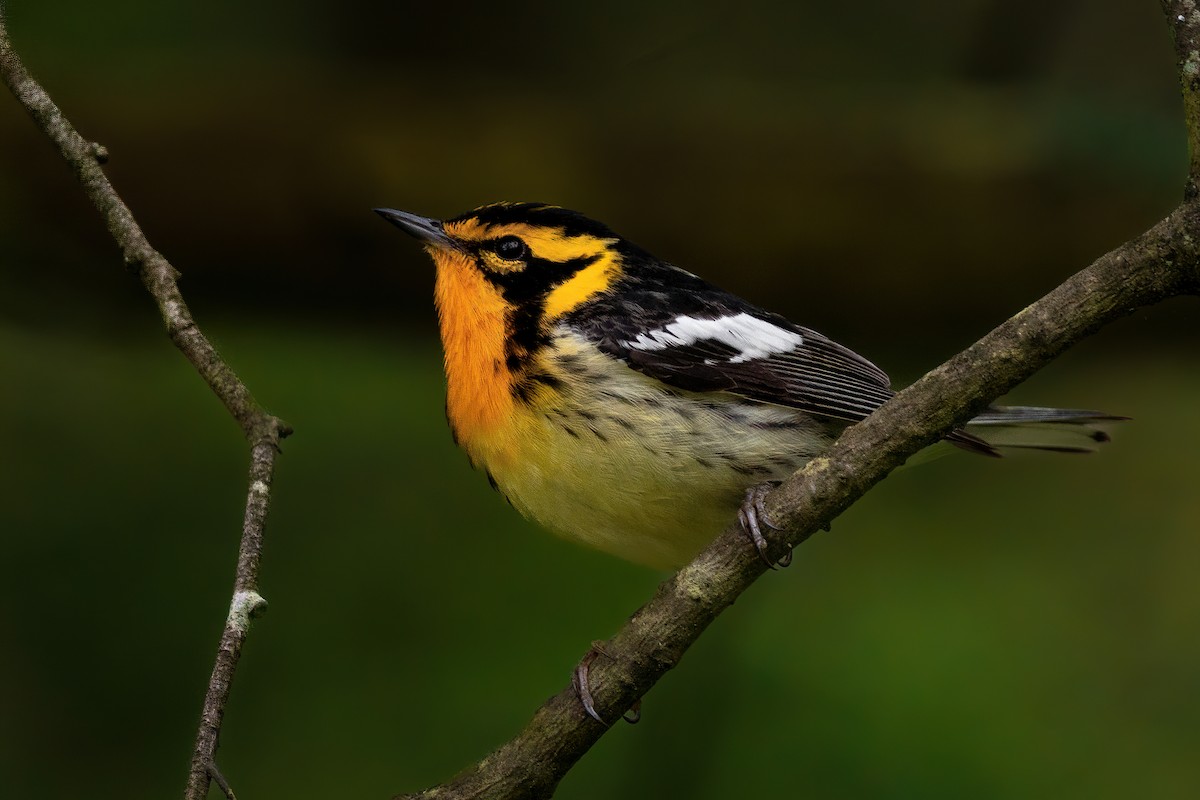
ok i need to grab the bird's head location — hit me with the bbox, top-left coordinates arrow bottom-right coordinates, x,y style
375,202 -> 631,320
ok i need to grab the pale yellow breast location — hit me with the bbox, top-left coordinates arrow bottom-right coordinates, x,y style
480,328 -> 832,568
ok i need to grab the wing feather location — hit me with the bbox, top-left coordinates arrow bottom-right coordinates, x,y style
562,261 -> 895,424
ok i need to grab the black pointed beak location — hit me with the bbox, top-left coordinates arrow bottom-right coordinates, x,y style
373,208 -> 456,248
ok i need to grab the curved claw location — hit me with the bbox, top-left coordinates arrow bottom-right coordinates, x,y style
571,643 -> 643,726
738,483 -> 792,569
572,649 -> 608,726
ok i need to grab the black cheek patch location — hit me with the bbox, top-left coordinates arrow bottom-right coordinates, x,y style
478,253 -> 602,396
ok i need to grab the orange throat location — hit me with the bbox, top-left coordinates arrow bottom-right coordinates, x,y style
432,249 -> 518,451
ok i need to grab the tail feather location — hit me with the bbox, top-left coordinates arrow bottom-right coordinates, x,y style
950,405 -> 1127,456
968,406 -> 1128,426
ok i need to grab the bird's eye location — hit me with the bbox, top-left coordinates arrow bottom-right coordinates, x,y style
493,236 -> 529,260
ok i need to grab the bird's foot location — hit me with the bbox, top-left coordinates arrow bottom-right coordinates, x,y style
737,482 -> 792,569
572,641 -> 641,725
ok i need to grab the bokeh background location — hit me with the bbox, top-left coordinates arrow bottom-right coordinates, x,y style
2,1 -> 1198,798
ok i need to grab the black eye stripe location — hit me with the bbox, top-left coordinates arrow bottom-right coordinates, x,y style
483,253 -> 600,303
483,251 -> 603,396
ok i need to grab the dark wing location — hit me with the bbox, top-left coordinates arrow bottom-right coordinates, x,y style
620,318 -> 895,422
563,258 -> 895,424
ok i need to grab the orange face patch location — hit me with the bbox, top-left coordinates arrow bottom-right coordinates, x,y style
429,209 -> 625,456
441,218 -> 622,320
430,247 -> 516,446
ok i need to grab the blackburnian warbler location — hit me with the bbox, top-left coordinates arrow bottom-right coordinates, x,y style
376,202 -> 1118,570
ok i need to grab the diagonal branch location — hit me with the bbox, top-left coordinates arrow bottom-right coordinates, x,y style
397,209 -> 1199,800
396,5 -> 1200,800
0,13 -> 290,800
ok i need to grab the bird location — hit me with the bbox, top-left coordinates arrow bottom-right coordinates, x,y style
376,202 -> 1120,571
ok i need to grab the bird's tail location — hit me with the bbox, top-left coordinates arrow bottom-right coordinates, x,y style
948,406 -> 1128,457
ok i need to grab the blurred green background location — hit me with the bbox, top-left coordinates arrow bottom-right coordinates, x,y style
1,1 -> 1197,798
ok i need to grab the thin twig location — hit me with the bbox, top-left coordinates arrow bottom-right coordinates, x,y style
392,4 -> 1200,798
207,760 -> 240,800
0,13 -> 290,800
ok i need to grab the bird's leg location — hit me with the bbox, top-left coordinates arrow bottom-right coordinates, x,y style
737,482 -> 792,568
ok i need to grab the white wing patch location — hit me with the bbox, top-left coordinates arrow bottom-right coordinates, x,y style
624,313 -> 803,364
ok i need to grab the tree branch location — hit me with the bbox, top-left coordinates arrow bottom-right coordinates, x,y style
1164,0 -> 1200,183
0,14 -> 290,800
395,5 -> 1200,799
